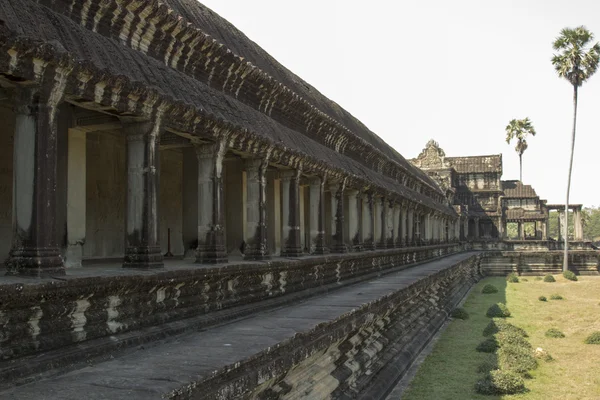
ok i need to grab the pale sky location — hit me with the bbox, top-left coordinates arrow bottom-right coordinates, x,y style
201,0 -> 600,207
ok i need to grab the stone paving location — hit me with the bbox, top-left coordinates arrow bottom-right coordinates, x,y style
1,252 -> 476,399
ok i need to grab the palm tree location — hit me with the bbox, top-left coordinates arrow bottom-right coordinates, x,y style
551,26 -> 600,271
505,118 -> 536,182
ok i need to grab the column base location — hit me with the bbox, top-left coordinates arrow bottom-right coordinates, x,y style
331,244 -> 348,254
281,246 -> 304,258
123,246 -> 164,269
352,244 -> 363,252
196,245 -> 228,264
311,246 -> 330,255
5,247 -> 65,277
244,253 -> 271,261
363,241 -> 376,251
244,243 -> 270,261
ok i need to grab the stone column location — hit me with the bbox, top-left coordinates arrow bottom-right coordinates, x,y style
244,158 -> 270,260
64,128 -> 86,268
557,211 -> 563,241
574,208 -> 583,241
518,221 -> 524,240
393,204 -> 400,247
407,208 -> 414,245
361,192 -> 375,250
6,88 -> 65,276
122,118 -> 163,269
379,197 -> 388,248
474,217 -> 480,240
330,181 -> 347,253
386,200 -> 395,247
541,220 -> 548,240
309,176 -> 328,254
280,169 -> 302,257
347,189 -> 362,251
400,206 -> 407,247
195,141 -> 228,264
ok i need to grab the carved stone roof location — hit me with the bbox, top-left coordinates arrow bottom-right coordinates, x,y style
411,141 -> 502,174
445,155 -> 502,174
505,209 -> 546,221
0,0 -> 455,214
411,140 -> 450,170
502,181 -> 538,199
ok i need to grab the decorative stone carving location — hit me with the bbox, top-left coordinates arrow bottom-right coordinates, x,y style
411,140 -> 450,170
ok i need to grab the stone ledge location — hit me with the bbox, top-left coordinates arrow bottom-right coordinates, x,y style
480,250 -> 600,276
0,253 -> 481,399
0,245 -> 461,381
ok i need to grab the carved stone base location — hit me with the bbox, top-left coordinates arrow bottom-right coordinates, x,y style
196,245 -> 228,264
281,246 -> 303,258
244,248 -> 271,261
331,244 -> 348,254
311,246 -> 330,255
5,247 -> 65,277
123,247 -> 164,269
363,241 -> 376,251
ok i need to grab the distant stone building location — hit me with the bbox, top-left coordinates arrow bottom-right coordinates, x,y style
410,140 -> 584,242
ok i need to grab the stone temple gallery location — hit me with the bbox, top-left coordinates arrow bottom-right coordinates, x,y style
0,1 -> 598,399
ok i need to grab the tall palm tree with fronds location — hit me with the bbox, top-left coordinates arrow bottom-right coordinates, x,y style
552,26 -> 600,271
505,118 -> 536,182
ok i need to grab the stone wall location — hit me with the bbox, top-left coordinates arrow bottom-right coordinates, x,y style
480,251 -> 600,276
84,131 -> 127,259
170,254 -> 481,399
0,244 -> 460,376
0,105 -> 14,261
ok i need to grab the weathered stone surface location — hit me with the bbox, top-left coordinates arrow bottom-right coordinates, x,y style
480,251 -> 600,276
0,252 -> 479,399
0,244 -> 461,370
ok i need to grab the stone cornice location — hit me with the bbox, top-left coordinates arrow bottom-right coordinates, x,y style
31,0 -> 443,203
0,35 -> 455,217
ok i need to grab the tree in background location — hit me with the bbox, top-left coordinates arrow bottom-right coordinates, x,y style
505,118 -> 536,182
551,26 -> 600,270
582,206 -> 600,241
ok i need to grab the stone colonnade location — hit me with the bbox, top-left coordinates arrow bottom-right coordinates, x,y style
4,86 -> 458,277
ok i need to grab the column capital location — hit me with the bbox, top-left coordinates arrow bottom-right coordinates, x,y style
308,176 -> 322,186
279,168 -> 301,180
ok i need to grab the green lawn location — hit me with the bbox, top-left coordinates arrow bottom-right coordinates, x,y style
403,275 -> 600,400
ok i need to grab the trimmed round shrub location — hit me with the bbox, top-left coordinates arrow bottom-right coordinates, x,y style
521,278 -> 529,282
476,338 -> 499,353
481,284 -> 499,294
550,294 -> 564,300
563,270 -> 578,281
496,331 -> 532,349
475,369 -> 525,395
483,320 -> 528,337
584,332 -> 600,344
544,274 -> 556,282
538,296 -> 547,302
451,307 -> 469,320
486,303 -> 511,318
507,272 -> 520,283
477,358 -> 498,373
534,276 -> 543,281
498,344 -> 538,376
545,328 -> 565,338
